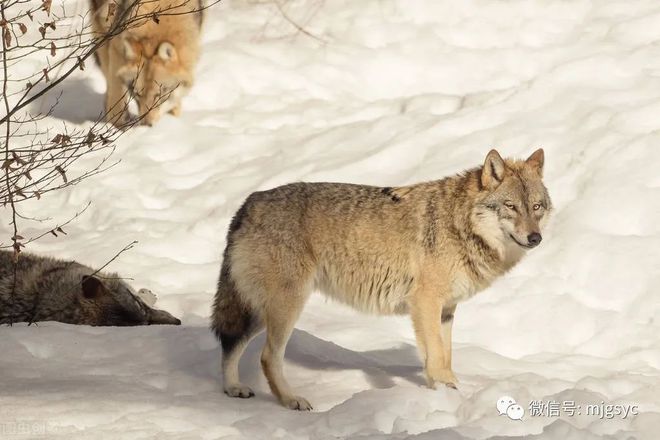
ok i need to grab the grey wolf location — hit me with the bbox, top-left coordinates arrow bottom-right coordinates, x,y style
90,0 -> 204,126
0,250 -> 181,326
211,149 -> 551,410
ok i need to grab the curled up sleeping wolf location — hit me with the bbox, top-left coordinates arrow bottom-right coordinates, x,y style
0,250 -> 180,326
89,0 -> 204,126
211,148 -> 552,410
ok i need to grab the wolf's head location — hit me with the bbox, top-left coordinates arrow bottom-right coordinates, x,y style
116,37 -> 193,126
473,148 -> 552,253
79,275 -> 181,326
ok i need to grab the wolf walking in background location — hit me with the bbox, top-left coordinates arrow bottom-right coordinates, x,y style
211,149 -> 551,410
89,0 -> 204,126
0,251 -> 180,326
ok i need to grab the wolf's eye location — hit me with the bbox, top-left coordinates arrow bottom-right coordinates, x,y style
504,202 -> 516,210
533,203 -> 542,211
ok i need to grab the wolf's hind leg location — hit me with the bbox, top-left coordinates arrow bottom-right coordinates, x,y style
221,322 -> 263,398
261,286 -> 313,411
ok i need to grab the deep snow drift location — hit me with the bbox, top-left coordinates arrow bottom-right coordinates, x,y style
1,0 -> 660,438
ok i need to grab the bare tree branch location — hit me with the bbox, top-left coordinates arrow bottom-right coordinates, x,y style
0,0 -> 220,323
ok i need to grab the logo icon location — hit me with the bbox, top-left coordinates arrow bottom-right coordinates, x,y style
497,395 -> 524,420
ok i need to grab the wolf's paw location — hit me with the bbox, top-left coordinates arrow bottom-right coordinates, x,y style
224,384 -> 255,398
137,288 -> 157,307
282,395 -> 313,411
427,369 -> 458,390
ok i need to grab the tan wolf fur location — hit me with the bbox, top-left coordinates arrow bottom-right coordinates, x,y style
90,0 -> 203,126
211,149 -> 551,410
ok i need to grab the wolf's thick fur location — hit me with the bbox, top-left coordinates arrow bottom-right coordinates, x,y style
90,0 -> 203,126
0,250 -> 181,326
211,149 -> 551,410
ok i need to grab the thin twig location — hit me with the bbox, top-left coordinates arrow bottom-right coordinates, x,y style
273,0 -> 327,44
1,1 -> 20,325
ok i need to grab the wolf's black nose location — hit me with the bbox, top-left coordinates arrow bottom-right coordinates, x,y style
527,232 -> 542,247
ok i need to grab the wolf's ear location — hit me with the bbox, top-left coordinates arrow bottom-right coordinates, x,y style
157,41 -> 176,61
481,149 -> 506,189
525,148 -> 544,176
81,275 -> 106,299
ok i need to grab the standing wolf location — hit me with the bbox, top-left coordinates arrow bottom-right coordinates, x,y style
89,0 -> 204,126
211,149 -> 551,410
0,251 -> 180,326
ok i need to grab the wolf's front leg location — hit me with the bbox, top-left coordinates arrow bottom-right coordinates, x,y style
410,293 -> 457,389
104,51 -> 129,126
168,102 -> 182,117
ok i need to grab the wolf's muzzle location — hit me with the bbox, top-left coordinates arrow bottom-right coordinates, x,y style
527,233 -> 542,247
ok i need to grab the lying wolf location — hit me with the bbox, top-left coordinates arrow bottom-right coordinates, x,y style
0,251 -> 180,326
211,149 -> 551,410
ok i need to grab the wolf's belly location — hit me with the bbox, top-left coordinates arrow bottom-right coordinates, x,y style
314,262 -> 414,315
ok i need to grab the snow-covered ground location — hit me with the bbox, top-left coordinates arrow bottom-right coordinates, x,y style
2,0 -> 660,438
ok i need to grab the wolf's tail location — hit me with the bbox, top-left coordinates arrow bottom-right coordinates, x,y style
211,195 -> 263,356
211,254 -> 258,356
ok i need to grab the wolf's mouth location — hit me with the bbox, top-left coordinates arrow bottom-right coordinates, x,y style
509,234 -> 534,249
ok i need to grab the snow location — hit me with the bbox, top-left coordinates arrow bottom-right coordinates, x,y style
1,0 -> 660,438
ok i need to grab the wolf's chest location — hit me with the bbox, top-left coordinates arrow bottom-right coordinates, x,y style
449,244 -> 524,304
450,271 -> 480,304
